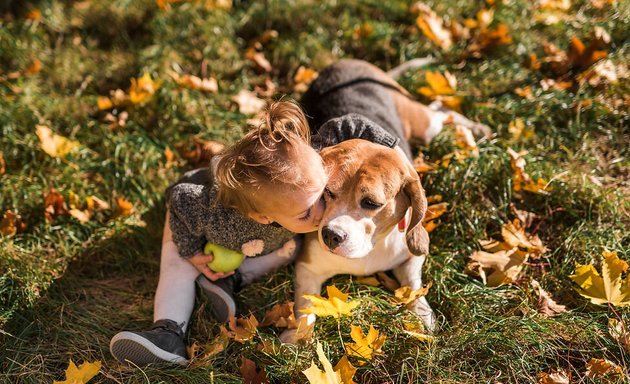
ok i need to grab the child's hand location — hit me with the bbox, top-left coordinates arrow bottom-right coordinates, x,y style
188,252 -> 235,281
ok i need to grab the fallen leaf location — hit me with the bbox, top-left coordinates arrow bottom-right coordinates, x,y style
578,59 -> 628,87
36,125 -> 80,159
507,148 -> 551,195
392,284 -> 431,305
502,219 -> 547,258
426,195 -> 443,204
539,78 -> 573,91
508,118 -> 535,141
423,220 -> 441,233
414,3 -> 453,50
514,86 -> 535,100
355,276 -> 381,287
526,53 -> 542,71
303,342 -> 355,384
190,327 -> 231,365
532,279 -> 567,316
174,137 -> 225,167
467,248 -> 529,287
608,318 -> 630,354
424,203 -> 449,223
334,356 -> 357,384
418,71 -> 462,111
345,325 -> 386,364
537,369 -> 570,384
53,359 -> 101,384
0,152 -> 4,175
245,48 -> 272,73
538,0 -> 571,10
301,285 -> 360,318
402,321 -> 435,342
570,250 -> 630,307
129,72 -> 161,105
226,314 -> 259,343
112,197 -> 133,219
510,204 -> 538,230
293,66 -> 319,93
590,0 -> 616,8
352,22 -> 374,40
25,9 -> 42,21
44,188 -> 69,222
171,72 -> 218,93
24,58 -> 42,75
413,154 -> 437,173
240,357 -> 269,384
585,358 -> 625,379
261,302 -> 297,328
0,210 -> 27,237
232,90 -> 267,115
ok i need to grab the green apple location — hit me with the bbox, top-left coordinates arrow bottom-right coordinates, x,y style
204,243 -> 245,273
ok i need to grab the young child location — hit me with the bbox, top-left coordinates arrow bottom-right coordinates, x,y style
109,99 -> 402,366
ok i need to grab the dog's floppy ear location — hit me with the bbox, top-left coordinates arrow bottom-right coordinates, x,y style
402,169 -> 430,256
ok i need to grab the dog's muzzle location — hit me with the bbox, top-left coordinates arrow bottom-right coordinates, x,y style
321,226 -> 347,250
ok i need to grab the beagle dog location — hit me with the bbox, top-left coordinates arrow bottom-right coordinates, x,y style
280,139 -> 433,343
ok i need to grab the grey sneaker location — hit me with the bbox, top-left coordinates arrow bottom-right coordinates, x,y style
110,319 -> 189,366
196,272 -> 241,323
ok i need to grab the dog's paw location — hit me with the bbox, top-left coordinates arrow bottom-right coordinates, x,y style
408,297 -> 436,332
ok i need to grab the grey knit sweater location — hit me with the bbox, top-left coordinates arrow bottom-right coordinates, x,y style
167,117 -> 400,259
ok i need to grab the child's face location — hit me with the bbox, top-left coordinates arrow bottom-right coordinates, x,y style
254,145 -> 327,233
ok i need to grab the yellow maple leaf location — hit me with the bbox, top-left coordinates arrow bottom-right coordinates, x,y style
54,359 -> 101,384
402,321 -> 435,342
570,250 -> 630,307
418,71 -> 456,97
301,285 -> 360,318
36,125 -> 80,159
129,72 -> 161,105
392,284 -> 431,305
303,342 -> 356,384
293,66 -> 319,93
345,325 -> 386,364
415,5 -> 453,50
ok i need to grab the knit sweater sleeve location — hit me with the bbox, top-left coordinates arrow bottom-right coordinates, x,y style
311,113 -> 400,150
167,183 -> 208,259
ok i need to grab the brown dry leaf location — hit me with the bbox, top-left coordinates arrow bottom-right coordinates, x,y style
112,196 -> 133,219
174,137 -> 225,167
171,72 -> 218,93
568,35 -> 608,70
413,154 -> 437,173
414,2 -> 453,50
245,48 -> 272,73
467,248 -> 529,287
502,219 -> 547,258
402,321 -> 435,342
260,302 -> 297,328
0,210 -> 27,237
392,284 -> 431,305
608,318 -> 630,354
293,66 -> 319,93
531,280 -> 567,317
590,0 -> 616,8
507,148 -> 551,195
510,204 -> 538,229
537,369 -> 570,383
424,202 -> 449,223
254,78 -> 277,98
578,59 -> 628,87
232,90 -> 267,115
36,125 -> 80,159
24,58 -> 42,75
514,86 -> 535,100
585,358 -> 625,379
0,152 -> 5,175
227,314 -> 259,343
240,357 -> 269,384
190,327 -> 231,365
345,325 -> 387,364
454,125 -> 478,154
376,271 -> 401,292
44,188 -> 69,222
526,53 -> 542,71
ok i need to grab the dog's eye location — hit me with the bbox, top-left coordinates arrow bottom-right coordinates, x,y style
324,187 -> 336,200
360,198 -> 383,210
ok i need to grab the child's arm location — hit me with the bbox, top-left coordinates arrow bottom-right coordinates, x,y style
311,113 -> 399,149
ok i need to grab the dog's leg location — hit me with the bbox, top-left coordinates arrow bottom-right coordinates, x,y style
279,261 -> 330,344
392,255 -> 436,332
428,100 -> 492,139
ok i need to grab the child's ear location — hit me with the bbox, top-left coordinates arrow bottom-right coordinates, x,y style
248,212 -> 273,225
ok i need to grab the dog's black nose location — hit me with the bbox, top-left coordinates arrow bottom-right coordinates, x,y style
322,226 -> 347,250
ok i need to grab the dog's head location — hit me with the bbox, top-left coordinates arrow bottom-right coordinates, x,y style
318,139 -> 429,258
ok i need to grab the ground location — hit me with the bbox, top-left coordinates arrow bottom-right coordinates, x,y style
0,0 -> 628,383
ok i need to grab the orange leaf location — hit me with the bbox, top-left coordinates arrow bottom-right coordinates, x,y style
112,197 -> 133,218
226,314 -> 259,343
53,359 -> 101,384
1,210 -> 27,237
240,357 -> 269,384
24,59 -> 42,75
44,188 -> 69,222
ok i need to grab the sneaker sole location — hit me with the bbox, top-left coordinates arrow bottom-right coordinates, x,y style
196,277 -> 236,322
110,332 -> 189,366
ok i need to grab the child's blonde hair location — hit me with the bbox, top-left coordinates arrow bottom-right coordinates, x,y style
215,99 -> 312,214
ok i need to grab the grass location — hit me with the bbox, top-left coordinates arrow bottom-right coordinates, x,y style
1,0 -> 629,382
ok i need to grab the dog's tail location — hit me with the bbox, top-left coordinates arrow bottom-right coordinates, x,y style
386,57 -> 435,80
